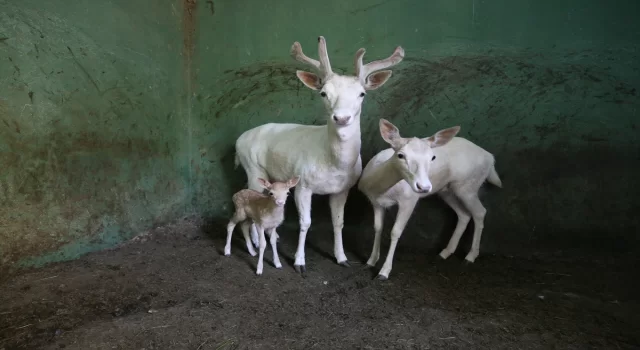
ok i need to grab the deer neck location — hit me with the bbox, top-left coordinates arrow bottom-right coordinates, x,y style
361,156 -> 403,197
325,111 -> 362,168
258,199 -> 285,217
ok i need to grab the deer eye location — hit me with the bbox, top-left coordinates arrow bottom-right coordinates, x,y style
397,153 -> 405,159
359,92 -> 366,97
432,155 -> 436,161
320,91 -> 327,97
269,192 -> 274,196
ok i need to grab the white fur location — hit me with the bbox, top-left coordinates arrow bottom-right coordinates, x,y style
358,119 -> 502,279
235,37 -> 404,271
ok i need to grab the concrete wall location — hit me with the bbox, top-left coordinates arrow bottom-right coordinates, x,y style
2,0 -> 639,271
192,0 -> 640,255
0,0 -> 189,271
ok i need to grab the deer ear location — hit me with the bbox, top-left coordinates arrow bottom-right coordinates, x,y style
296,71 -> 322,90
379,118 -> 407,150
287,176 -> 300,188
364,70 -> 393,90
379,118 -> 400,144
425,126 -> 460,148
257,178 -> 272,189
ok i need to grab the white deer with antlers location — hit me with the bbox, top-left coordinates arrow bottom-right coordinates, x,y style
234,36 -> 404,273
358,119 -> 502,280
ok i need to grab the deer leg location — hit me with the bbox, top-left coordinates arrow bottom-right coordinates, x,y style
377,199 -> 418,280
267,228 -> 282,269
240,221 -> 257,256
366,205 -> 385,267
224,220 -> 237,256
246,172 -> 269,249
255,225 -> 267,275
225,210 -> 246,256
293,186 -> 313,274
456,192 -> 487,263
329,190 -> 350,266
249,223 -> 260,249
438,191 -> 472,260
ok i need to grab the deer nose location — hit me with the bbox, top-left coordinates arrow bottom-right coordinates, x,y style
415,182 -> 431,193
332,115 -> 351,126
275,200 -> 285,206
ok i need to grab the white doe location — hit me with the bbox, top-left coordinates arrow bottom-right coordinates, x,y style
234,36 -> 404,273
358,119 -> 502,280
225,176 -> 300,275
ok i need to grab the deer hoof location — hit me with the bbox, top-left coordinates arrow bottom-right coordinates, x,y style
338,261 -> 351,268
294,264 -> 306,274
463,256 -> 478,265
376,274 -> 388,281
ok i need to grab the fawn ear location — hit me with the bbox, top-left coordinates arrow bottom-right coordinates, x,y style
424,126 -> 460,148
379,118 -> 407,150
287,176 -> 300,188
257,178 -> 272,189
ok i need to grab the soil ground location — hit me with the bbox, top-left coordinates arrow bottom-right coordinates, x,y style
1,218 -> 639,350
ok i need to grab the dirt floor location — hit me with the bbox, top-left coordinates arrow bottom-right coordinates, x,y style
1,218 -> 639,350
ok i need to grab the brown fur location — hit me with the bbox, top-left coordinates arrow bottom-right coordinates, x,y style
230,189 -> 285,229
224,177 -> 300,275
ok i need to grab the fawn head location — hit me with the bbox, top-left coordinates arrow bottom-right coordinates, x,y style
257,176 -> 301,206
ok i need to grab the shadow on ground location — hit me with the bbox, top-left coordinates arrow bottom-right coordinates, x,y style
1,218 -> 639,349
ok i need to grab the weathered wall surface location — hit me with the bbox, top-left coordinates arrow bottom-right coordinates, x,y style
2,0 -> 639,271
0,0 -> 189,271
192,0 -> 640,255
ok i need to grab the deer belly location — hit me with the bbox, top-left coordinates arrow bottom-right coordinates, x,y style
306,170 -> 355,195
375,196 -> 398,208
257,217 -> 284,230
373,182 -> 415,208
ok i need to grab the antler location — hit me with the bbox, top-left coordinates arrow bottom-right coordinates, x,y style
317,36 -> 332,75
290,36 -> 334,78
355,46 -> 405,82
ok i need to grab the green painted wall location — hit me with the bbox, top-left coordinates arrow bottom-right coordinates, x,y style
1,0 -> 639,271
0,0 -> 189,272
192,0 -> 640,255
